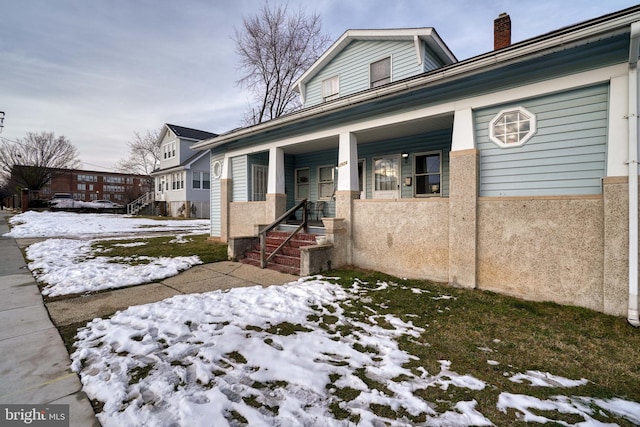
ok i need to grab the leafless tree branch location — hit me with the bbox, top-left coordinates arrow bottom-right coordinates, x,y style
233,2 -> 330,125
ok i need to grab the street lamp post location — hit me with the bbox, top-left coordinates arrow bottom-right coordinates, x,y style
0,111 -> 5,134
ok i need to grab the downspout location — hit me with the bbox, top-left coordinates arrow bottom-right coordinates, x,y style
628,21 -> 640,327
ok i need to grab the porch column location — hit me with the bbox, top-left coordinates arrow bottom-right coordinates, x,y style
602,75 -> 631,315
266,146 -> 286,221
449,108 -> 478,289
335,132 -> 359,266
220,156 -> 232,242
337,133 -> 359,192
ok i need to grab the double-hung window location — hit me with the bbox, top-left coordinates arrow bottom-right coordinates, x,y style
322,76 -> 339,102
192,171 -> 209,189
318,166 -> 335,200
163,142 -> 176,159
414,151 -> 442,196
370,57 -> 391,88
295,168 -> 310,200
172,172 -> 184,190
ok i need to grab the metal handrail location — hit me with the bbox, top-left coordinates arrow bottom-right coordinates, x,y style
260,198 -> 308,268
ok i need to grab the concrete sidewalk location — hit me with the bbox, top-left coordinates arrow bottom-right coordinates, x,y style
45,261 -> 299,327
1,210 -> 298,427
0,210 -> 99,426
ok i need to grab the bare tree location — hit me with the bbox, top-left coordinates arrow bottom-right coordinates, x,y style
115,129 -> 161,180
234,2 -> 330,125
0,132 -> 80,191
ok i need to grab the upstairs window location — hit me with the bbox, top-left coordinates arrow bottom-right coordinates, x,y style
370,57 -> 391,88
489,106 -> 536,148
163,141 -> 177,159
322,76 -> 339,102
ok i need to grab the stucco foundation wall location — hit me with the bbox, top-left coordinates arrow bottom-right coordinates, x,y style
477,197 -> 604,312
351,199 -> 449,282
229,201 -> 268,237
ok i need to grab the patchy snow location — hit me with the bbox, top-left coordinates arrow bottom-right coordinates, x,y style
497,393 -> 640,426
26,238 -> 201,296
72,279 -> 496,426
70,277 -> 640,426
508,371 -> 589,388
4,211 -> 209,296
4,210 -> 209,238
5,211 -> 639,425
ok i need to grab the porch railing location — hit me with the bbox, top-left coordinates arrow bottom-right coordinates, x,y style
260,198 -> 309,268
127,191 -> 154,215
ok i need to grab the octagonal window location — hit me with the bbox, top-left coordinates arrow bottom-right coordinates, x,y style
489,106 -> 536,148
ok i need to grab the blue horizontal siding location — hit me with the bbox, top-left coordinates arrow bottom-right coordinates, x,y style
290,149 -> 339,218
210,152 -> 224,236
305,40 -> 422,107
358,128 -> 452,199
476,84 -> 609,196
231,156 -> 248,202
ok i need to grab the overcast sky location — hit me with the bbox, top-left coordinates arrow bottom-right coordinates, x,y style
1,0 -> 638,171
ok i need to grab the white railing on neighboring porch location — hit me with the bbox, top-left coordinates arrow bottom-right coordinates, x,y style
127,192 -> 154,215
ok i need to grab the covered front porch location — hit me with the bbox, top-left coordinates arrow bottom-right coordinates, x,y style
216,109 -> 479,279
217,111 -> 457,240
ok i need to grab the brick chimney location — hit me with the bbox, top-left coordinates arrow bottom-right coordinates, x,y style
494,12 -> 511,50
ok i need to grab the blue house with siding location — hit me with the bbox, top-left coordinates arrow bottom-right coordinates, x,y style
194,6 -> 640,325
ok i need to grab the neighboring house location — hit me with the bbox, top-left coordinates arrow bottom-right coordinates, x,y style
193,6 -> 640,324
7,165 -> 150,208
151,124 -> 217,218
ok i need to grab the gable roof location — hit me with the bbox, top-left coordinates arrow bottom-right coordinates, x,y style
193,5 -> 640,152
293,27 -> 457,95
166,123 -> 217,141
150,150 -> 210,176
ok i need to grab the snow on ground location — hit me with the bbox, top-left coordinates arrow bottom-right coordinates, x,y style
4,210 -> 210,238
6,211 -> 640,425
71,278 -> 640,427
3,211 -> 209,296
26,237 -> 201,296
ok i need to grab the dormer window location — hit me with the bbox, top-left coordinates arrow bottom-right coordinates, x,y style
370,57 -> 391,88
322,76 -> 339,102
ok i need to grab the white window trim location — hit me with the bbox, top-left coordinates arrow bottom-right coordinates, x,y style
251,164 -> 268,201
413,150 -> 443,198
163,141 -> 177,159
295,167 -> 310,200
489,106 -> 537,148
369,55 -> 392,88
317,164 -> 335,201
358,159 -> 366,200
322,75 -> 340,102
192,171 -> 210,190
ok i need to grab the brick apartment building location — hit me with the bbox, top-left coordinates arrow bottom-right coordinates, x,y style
42,168 -> 151,203
4,166 -> 151,209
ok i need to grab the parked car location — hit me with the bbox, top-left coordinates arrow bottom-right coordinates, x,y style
93,200 -> 123,208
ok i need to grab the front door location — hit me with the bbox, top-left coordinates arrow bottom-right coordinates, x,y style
373,155 -> 400,199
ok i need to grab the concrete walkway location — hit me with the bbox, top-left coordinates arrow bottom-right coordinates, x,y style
44,261 -> 299,327
0,210 -> 297,426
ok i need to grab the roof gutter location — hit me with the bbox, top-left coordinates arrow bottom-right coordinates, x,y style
193,10 -> 640,153
627,21 -> 640,327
